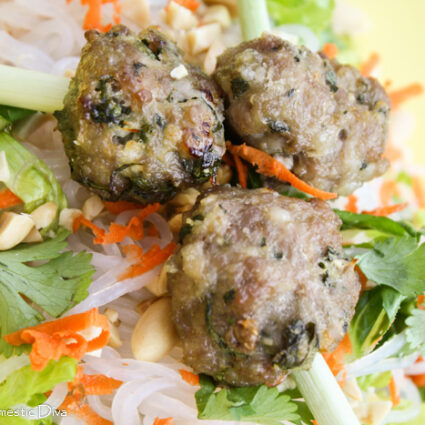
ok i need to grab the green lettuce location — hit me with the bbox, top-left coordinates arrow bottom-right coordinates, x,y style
266,0 -> 335,33
0,357 -> 77,424
0,132 -> 67,221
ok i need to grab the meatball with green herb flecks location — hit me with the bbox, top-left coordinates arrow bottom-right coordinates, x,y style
213,34 -> 390,196
167,187 -> 361,387
56,25 -> 225,204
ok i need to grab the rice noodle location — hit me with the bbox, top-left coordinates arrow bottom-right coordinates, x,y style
0,354 -> 30,384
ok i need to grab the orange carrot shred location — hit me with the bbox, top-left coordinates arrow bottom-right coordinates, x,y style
119,242 -> 176,281
80,374 -> 122,395
322,334 -> 352,388
417,295 -> 425,310
232,153 -> 248,189
60,394 -> 113,425
222,152 -> 235,168
147,222 -> 160,237
104,200 -> 144,215
153,418 -> 174,425
227,142 -> 337,200
0,188 -> 22,209
4,308 -> 110,371
179,369 -> 200,386
345,194 -> 358,213
412,177 -> 425,208
73,214 -> 105,238
362,202 -> 408,217
389,375 -> 401,406
322,43 -> 339,59
68,0 -> 121,32
411,374 -> 425,388
166,0 -> 200,11
360,52 -> 380,76
312,421 -> 318,425
355,265 -> 368,292
380,180 -> 400,207
389,83 -> 424,109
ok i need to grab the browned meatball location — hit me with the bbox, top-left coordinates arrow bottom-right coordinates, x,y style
56,25 -> 225,204
214,34 -> 390,196
168,187 -> 360,386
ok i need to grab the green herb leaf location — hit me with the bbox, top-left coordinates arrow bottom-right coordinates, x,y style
0,229 -> 93,356
0,356 -> 77,424
357,236 -> 425,297
349,286 -> 405,357
335,209 -> 415,237
0,105 -> 35,131
195,375 -> 300,425
405,309 -> 425,356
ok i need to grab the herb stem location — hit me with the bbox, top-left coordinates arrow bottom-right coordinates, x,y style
237,0 -> 271,41
0,65 -> 69,113
292,353 -> 360,425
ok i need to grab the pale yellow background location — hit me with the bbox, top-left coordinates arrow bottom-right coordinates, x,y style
348,0 -> 425,164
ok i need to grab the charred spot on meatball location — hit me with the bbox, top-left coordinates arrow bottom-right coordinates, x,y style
213,34 -> 391,196
56,25 -> 225,204
168,187 -> 361,386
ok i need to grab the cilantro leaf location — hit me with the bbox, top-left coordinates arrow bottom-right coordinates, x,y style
195,375 -> 300,425
0,229 -> 94,356
357,237 -> 425,297
406,309 -> 425,356
335,209 -> 416,237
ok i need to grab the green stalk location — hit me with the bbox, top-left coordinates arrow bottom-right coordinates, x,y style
293,353 -> 360,425
237,0 -> 271,41
0,65 -> 69,113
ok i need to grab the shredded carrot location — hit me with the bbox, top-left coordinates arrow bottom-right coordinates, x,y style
380,180 -> 400,207
147,222 -> 160,237
80,374 -> 122,395
322,334 -> 352,388
60,393 -> 113,425
411,374 -> 425,388
222,152 -> 235,168
345,194 -> 358,213
0,188 -> 22,209
104,200 -> 144,215
73,203 -> 160,245
166,0 -> 200,11
362,202 -> 408,217
312,421 -> 318,425
389,375 -> 401,406
412,177 -> 425,208
322,43 -> 339,59
417,295 -> 425,310
232,153 -> 248,189
355,265 -> 368,292
118,242 -> 176,281
360,52 -> 380,77
227,143 -> 337,201
389,83 -> 424,109
179,369 -> 200,386
68,0 -> 121,32
153,418 -> 174,425
4,308 -> 109,371
384,142 -> 403,162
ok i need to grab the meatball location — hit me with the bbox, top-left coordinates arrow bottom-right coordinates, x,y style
213,34 -> 390,196
168,187 -> 360,386
56,25 -> 225,204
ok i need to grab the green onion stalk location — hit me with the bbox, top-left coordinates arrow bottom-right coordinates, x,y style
237,2 -> 360,424
0,4 -> 360,423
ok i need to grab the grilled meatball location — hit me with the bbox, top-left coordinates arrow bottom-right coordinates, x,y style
56,25 -> 225,204
168,187 -> 360,386
214,34 -> 390,196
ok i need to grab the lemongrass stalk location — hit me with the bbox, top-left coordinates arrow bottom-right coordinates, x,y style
237,0 -> 271,41
292,353 -> 361,425
0,65 -> 69,113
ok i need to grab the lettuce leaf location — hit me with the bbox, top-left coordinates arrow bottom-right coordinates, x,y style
0,132 -> 67,222
266,0 -> 335,33
0,357 -> 77,424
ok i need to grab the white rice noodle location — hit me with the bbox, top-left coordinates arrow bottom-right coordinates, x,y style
44,382 -> 69,411
112,379 -> 174,425
0,354 -> 30,384
383,371 -> 422,424
345,334 -> 419,380
87,395 -> 114,421
405,359 -> 425,376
